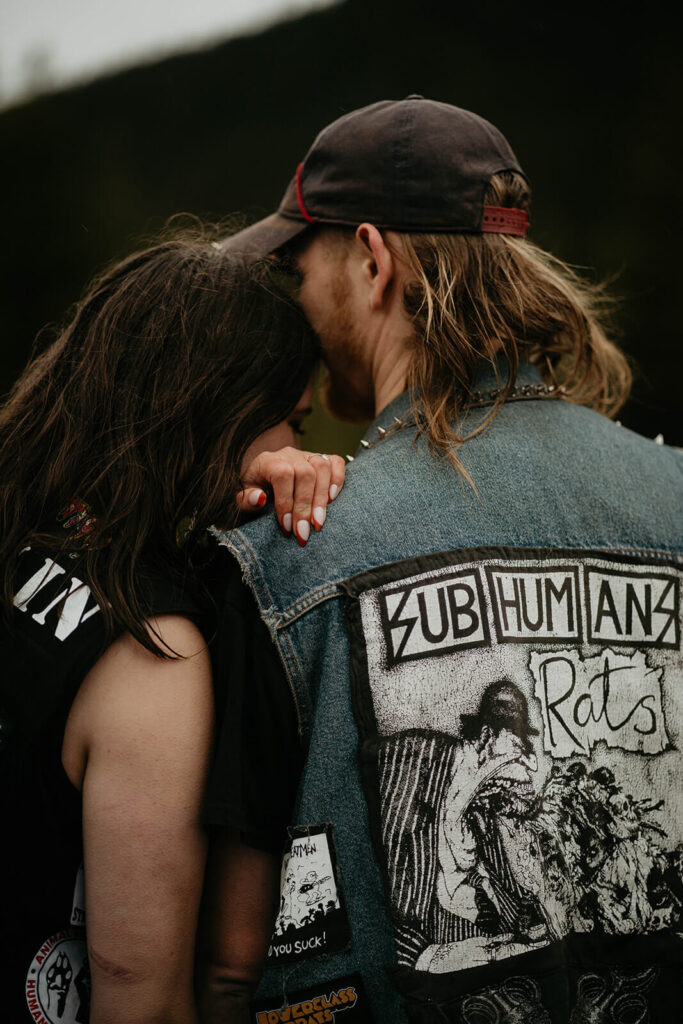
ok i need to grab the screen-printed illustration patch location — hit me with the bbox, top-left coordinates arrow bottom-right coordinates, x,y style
344,548 -> 682,978
266,824 -> 351,967
252,973 -> 371,1023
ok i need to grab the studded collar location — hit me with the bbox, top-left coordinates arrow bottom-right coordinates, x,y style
349,358 -> 555,459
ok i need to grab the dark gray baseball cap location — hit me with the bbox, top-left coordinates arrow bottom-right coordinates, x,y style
224,96 -> 529,255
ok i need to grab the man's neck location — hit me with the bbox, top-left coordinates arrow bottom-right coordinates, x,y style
371,329 -> 411,417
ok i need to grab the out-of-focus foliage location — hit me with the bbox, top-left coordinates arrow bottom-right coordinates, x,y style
0,0 -> 679,450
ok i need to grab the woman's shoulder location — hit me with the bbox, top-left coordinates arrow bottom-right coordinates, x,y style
63,612 -> 213,788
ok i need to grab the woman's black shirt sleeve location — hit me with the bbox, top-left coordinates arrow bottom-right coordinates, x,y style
201,546 -> 303,854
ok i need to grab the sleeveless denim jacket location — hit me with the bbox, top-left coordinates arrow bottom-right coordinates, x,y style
217,360 -> 683,1024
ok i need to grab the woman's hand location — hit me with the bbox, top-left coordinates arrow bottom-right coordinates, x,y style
236,449 -> 346,547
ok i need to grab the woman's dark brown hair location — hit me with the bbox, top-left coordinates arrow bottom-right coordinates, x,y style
0,229 -> 318,653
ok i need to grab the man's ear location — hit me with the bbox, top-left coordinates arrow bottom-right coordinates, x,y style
355,223 -> 395,310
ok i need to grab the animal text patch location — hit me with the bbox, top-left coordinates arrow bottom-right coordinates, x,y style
25,930 -> 89,1024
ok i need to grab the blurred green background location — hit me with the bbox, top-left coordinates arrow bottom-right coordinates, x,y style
0,0 -> 680,453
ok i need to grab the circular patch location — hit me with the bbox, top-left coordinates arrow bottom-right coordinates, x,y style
25,929 -> 90,1024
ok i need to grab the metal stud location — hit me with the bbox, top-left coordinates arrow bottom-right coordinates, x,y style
377,426 -> 387,436
393,417 -> 403,426
360,439 -> 371,449
654,433 -> 664,445
345,454 -> 354,462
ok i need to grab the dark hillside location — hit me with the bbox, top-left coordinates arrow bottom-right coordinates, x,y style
0,0 -> 679,446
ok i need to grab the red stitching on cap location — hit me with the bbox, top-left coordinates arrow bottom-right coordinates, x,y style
295,163 -> 316,224
481,206 -> 529,237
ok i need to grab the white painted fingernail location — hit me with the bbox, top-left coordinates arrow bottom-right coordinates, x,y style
283,513 -> 292,533
248,488 -> 266,507
312,506 -> 326,528
329,484 -> 338,501
296,520 -> 310,544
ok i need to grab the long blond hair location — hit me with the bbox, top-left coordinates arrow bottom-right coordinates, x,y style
393,171 -> 631,469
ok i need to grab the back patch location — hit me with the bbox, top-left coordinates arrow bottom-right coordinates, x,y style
343,547 -> 682,977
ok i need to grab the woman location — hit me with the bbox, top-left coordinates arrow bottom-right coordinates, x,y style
0,230 -> 344,1023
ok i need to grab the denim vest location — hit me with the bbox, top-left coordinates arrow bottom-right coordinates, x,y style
217,360 -> 683,1024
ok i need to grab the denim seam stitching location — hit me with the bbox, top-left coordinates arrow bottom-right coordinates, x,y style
276,627 -> 309,741
592,545 -> 682,562
277,583 -> 343,624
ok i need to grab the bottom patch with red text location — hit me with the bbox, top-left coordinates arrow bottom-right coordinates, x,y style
252,973 -> 372,1023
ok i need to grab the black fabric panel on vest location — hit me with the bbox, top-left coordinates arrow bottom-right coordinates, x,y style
202,549 -> 302,854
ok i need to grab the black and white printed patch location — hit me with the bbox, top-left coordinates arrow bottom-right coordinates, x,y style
266,824 -> 351,967
252,973 -> 372,1023
25,930 -> 90,1024
13,549 -> 100,645
344,547 -> 682,978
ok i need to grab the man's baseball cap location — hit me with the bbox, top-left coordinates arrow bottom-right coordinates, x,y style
224,96 -> 528,255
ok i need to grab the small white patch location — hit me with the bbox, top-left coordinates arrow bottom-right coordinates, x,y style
70,864 -> 86,927
266,824 -> 350,966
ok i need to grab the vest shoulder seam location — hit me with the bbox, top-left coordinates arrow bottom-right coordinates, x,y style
276,583 -> 343,625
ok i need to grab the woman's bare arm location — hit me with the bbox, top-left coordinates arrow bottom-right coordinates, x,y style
62,615 -> 214,1024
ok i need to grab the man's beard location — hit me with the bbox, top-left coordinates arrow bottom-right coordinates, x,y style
320,363 -> 375,424
317,267 -> 376,423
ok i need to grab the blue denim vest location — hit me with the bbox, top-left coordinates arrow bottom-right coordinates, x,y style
217,360 -> 683,1023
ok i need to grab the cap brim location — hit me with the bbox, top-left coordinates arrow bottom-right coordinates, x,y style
220,212 -> 311,256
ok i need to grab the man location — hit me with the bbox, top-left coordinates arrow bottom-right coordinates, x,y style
203,97 -> 682,1023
